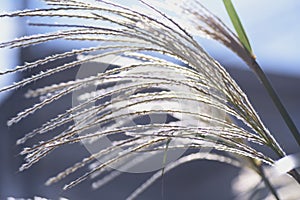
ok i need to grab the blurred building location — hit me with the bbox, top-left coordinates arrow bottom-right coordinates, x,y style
0,1 -> 299,199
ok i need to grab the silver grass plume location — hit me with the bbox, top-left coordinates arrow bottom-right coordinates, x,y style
0,0 -> 287,198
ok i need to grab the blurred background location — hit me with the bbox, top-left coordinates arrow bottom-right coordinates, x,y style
0,0 -> 299,199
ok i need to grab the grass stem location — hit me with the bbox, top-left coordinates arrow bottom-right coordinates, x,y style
250,60 -> 300,146
250,159 -> 280,200
223,0 -> 300,147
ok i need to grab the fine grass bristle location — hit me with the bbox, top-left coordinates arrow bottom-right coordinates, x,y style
0,0 -> 288,198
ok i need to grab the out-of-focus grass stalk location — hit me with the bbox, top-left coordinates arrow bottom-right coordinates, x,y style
249,158 -> 280,200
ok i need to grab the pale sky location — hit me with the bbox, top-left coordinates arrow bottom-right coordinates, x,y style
199,0 -> 300,76
0,1 -> 18,103
25,0 -> 300,76
1,0 -> 299,102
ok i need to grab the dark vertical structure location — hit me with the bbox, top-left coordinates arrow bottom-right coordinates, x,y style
0,1 -> 299,199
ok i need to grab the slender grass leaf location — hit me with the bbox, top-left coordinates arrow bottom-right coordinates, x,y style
223,0 -> 253,56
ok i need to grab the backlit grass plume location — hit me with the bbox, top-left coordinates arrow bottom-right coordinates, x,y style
0,0 -> 297,198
